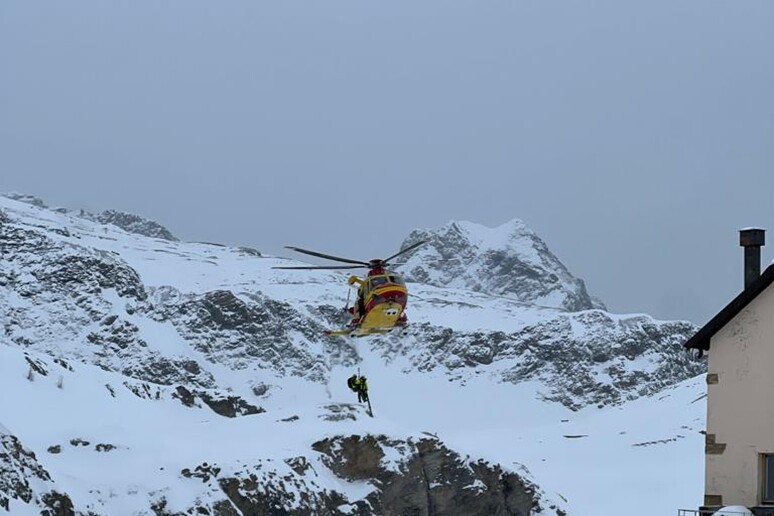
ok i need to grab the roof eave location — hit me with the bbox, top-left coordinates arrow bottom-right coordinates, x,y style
683,264 -> 774,351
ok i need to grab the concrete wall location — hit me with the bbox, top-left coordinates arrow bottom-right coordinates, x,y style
706,282 -> 774,507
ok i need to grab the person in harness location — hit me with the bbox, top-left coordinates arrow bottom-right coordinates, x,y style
347,374 -> 369,403
347,275 -> 367,324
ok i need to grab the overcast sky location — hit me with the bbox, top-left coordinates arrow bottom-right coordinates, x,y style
2,0 -> 772,325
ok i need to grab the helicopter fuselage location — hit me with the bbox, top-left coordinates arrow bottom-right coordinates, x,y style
354,273 -> 408,331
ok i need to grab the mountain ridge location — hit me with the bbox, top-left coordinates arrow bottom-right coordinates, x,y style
1,192 -> 179,242
0,195 -> 704,515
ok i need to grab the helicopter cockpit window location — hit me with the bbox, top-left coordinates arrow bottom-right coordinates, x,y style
388,276 -> 405,285
369,277 -> 389,289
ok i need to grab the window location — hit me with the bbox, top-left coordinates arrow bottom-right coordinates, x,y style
389,275 -> 405,285
762,454 -> 774,503
369,277 -> 388,289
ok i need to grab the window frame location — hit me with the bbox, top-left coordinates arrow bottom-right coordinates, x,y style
761,453 -> 774,504
368,276 -> 389,289
389,275 -> 405,285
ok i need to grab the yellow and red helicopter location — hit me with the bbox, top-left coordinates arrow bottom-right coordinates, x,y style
274,240 -> 427,336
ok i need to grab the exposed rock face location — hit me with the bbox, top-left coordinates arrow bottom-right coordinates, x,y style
217,474 -> 344,516
147,288 -> 360,382
96,210 -> 179,241
1,225 -> 146,300
0,426 -> 74,514
40,492 -> 75,516
396,220 -> 605,312
175,459 -> 346,516
369,314 -> 700,410
36,254 -> 148,301
2,224 -> 143,355
174,435 -> 552,516
311,435 -> 546,516
172,385 -> 265,417
0,222 -> 217,389
0,433 -> 44,509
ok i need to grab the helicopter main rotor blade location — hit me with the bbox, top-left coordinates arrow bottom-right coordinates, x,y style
272,265 -> 366,270
391,259 -> 448,266
383,239 -> 430,264
285,246 -> 370,266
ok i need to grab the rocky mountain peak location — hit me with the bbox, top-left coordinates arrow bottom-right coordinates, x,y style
396,219 -> 606,312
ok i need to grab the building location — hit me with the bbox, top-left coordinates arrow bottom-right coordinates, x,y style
684,228 -> 774,514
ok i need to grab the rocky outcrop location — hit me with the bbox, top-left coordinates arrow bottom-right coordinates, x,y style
311,434 -> 551,516
397,220 -> 605,312
0,427 -> 74,514
147,289 -> 360,382
368,313 -> 700,410
1,222 -> 146,302
0,219 -> 218,389
1,224 -> 143,352
1,192 -> 47,208
40,492 -> 75,516
1,193 -> 177,241
34,254 -> 147,301
96,210 -> 178,241
172,385 -> 265,417
175,459 -> 346,516
0,433 -> 45,510
173,435 -> 560,516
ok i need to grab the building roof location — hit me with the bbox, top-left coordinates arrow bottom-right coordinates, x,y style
684,264 -> 774,352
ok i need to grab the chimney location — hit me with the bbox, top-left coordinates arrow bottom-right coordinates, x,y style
740,228 -> 766,289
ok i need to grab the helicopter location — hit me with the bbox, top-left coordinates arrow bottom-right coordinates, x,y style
273,240 -> 428,336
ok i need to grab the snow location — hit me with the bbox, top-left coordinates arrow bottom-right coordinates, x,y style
0,195 -> 706,514
453,219 -> 537,257
404,219 -> 545,272
378,440 -> 411,473
0,338 -> 705,514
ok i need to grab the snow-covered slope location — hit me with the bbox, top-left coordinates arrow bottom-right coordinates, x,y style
0,196 -> 706,515
396,220 -> 605,312
2,192 -> 179,241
